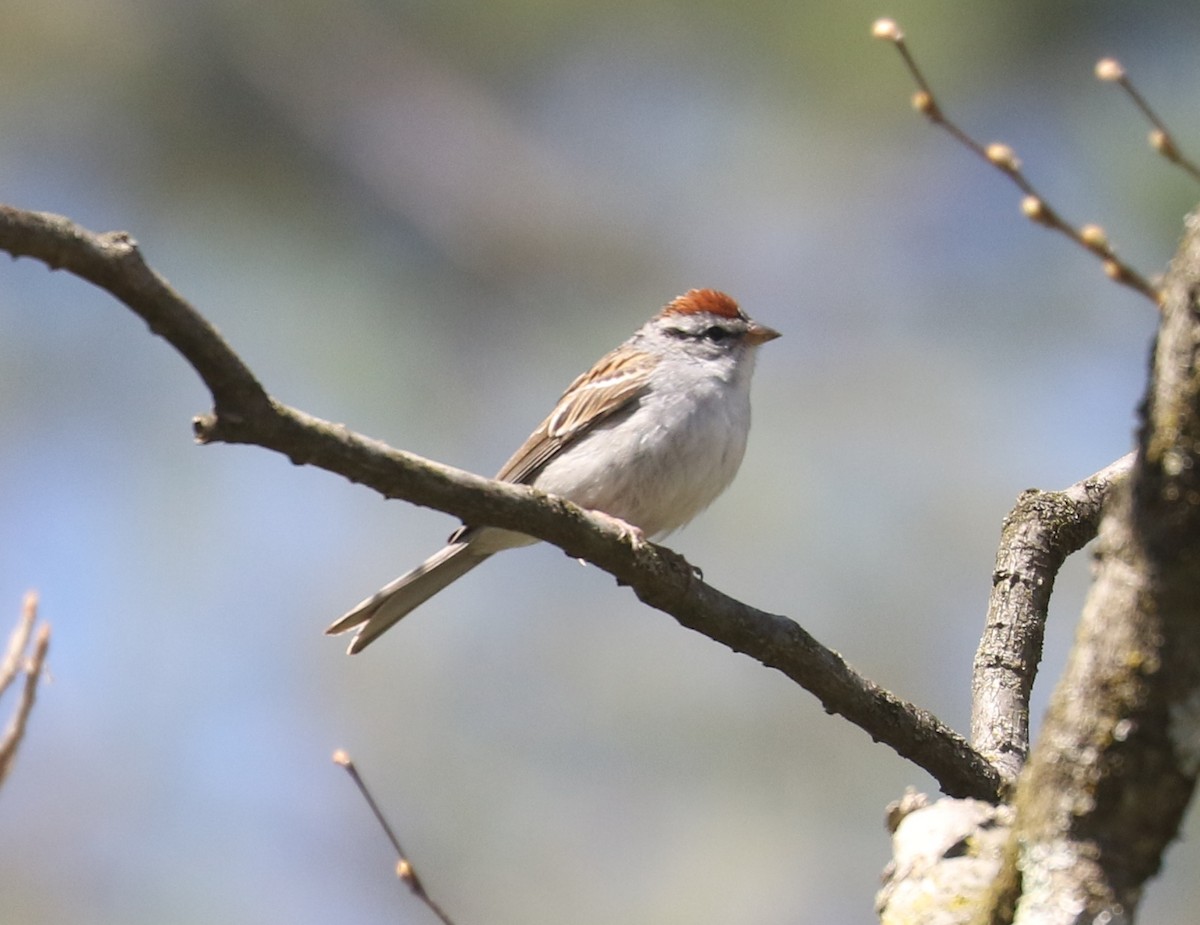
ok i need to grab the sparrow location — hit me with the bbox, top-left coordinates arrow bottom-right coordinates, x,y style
327,288 -> 779,653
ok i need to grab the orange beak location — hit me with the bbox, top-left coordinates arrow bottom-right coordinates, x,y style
745,322 -> 781,346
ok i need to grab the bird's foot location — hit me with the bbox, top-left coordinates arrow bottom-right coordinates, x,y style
591,510 -> 649,552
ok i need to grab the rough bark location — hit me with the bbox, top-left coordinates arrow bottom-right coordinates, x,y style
1007,212 -> 1200,923
972,456 -> 1133,783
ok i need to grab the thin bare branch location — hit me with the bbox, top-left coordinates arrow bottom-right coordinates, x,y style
333,751 -> 456,925
873,19 -> 1161,306
1096,57 -> 1200,183
0,203 -> 1001,800
971,454 -> 1134,783
0,591 -> 38,700
0,594 -> 51,788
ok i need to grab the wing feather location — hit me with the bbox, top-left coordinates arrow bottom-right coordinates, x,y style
494,349 -> 656,485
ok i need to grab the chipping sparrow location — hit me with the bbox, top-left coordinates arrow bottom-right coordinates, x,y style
327,288 -> 779,653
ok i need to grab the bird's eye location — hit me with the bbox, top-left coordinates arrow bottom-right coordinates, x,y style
702,325 -> 730,342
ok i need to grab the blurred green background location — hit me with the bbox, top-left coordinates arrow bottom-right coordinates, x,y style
1,1 -> 1194,922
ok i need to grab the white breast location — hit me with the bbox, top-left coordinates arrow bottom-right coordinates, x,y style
532,353 -> 756,538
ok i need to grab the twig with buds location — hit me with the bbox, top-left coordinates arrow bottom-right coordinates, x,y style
0,592 -> 51,787
1095,57 -> 1200,184
872,18 -> 1161,307
333,750 -> 457,925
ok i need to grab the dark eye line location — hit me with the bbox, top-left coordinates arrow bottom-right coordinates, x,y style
667,325 -> 740,342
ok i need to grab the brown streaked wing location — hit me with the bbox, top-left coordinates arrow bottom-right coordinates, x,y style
494,348 -> 657,485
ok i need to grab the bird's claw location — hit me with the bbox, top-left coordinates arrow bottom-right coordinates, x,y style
591,511 -> 649,551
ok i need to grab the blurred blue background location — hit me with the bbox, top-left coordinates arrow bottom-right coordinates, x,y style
0,2 -> 1195,922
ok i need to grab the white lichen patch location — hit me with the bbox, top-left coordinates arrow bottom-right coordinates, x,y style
877,797 -> 1013,925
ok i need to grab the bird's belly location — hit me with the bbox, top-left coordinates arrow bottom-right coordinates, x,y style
532,389 -> 750,538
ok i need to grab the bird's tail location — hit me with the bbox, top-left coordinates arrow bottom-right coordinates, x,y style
325,543 -> 490,653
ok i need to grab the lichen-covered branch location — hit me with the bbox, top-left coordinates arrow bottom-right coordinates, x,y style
971,454 -> 1133,783
1004,211 -> 1200,924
